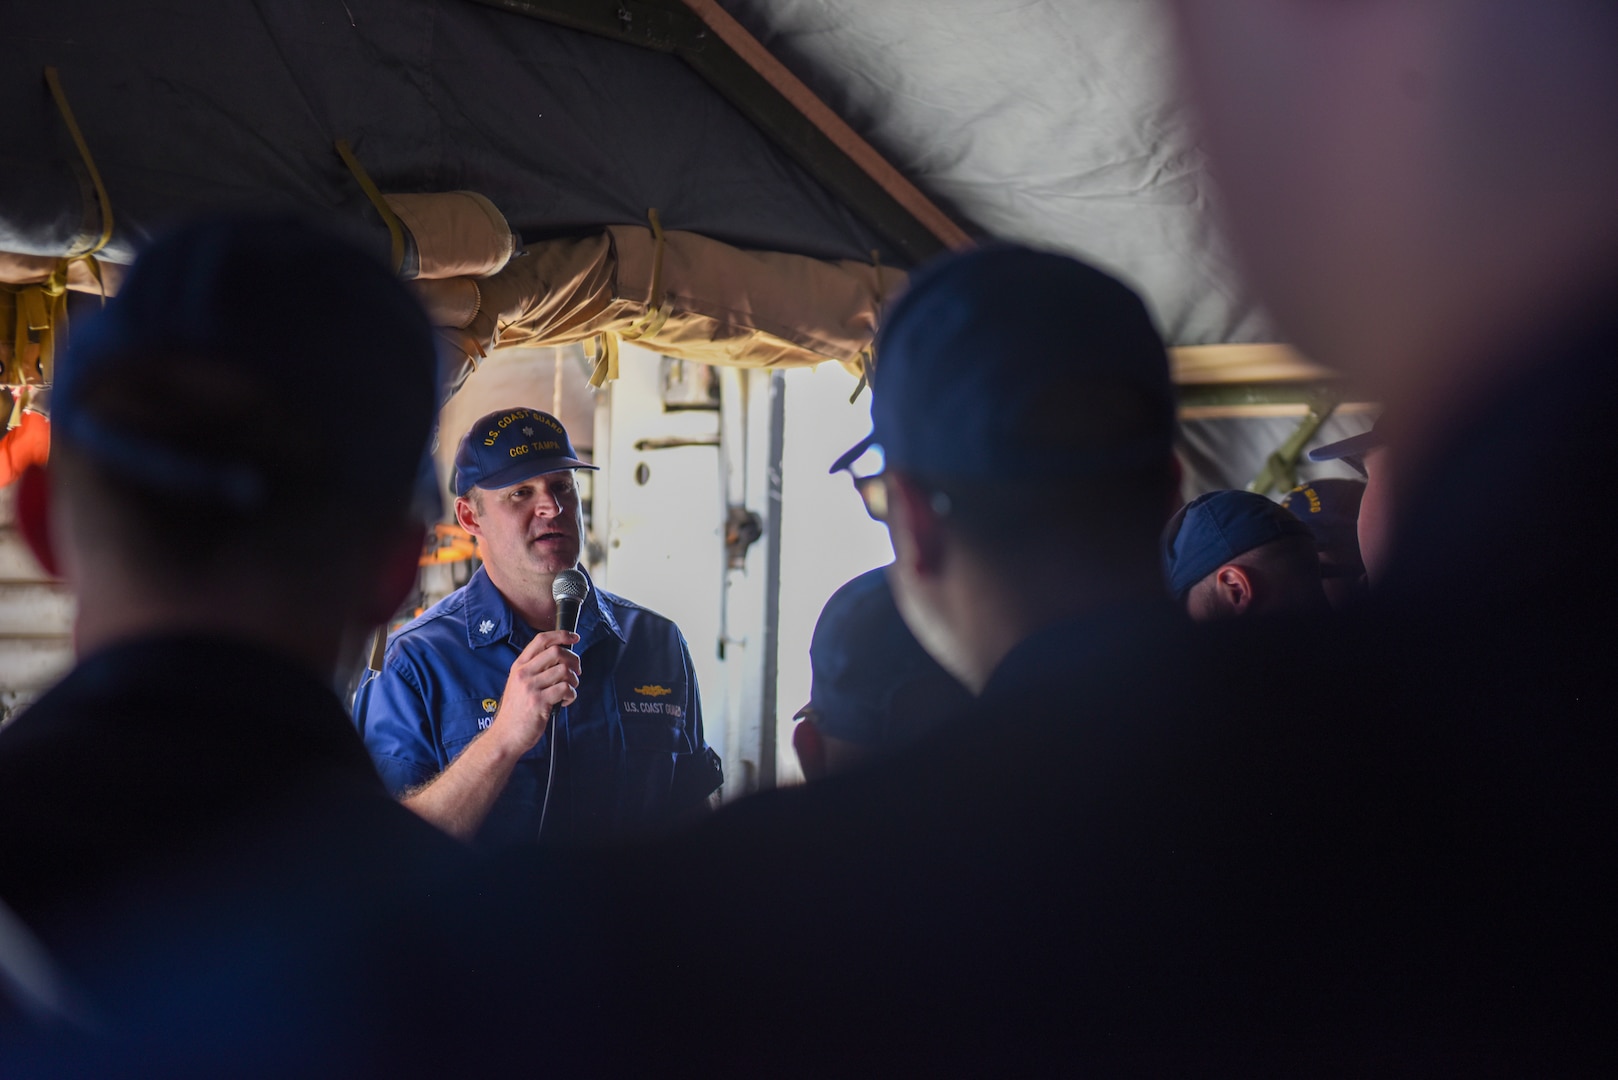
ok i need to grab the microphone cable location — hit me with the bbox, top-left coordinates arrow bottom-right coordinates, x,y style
537,703 -> 560,840
537,568 -> 590,841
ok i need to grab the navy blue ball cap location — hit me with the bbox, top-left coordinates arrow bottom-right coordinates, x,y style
1281,478 -> 1365,553
797,568 -> 970,747
54,214 -> 440,516
1162,490 -> 1314,600
833,243 -> 1175,480
453,407 -> 596,496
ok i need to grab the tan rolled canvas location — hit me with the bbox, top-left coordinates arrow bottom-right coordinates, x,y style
436,225 -> 901,379
383,191 -> 515,280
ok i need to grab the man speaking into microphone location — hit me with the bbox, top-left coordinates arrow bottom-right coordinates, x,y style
355,407 -> 723,846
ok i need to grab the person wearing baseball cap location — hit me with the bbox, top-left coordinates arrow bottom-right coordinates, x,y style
585,245 -> 1193,1073
792,568 -> 971,781
832,242 -> 1183,696
0,214 -> 471,1005
1162,490 -> 1329,621
354,406 -> 723,847
1281,478 -> 1367,608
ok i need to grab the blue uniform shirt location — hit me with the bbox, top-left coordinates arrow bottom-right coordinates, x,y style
354,566 -> 723,846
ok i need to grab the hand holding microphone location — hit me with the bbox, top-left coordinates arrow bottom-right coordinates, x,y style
537,569 -> 589,840
489,569 -> 590,757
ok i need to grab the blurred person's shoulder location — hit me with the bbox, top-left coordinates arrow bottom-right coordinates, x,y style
0,634 -> 404,934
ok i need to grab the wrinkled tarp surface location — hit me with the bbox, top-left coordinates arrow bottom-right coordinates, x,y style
0,0 -> 893,267
721,0 -> 1274,346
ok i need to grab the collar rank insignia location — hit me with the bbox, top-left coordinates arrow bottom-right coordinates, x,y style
478,619 -> 495,636
634,684 -> 673,697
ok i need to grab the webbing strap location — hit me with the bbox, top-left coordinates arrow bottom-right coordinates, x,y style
335,139 -> 405,274
617,208 -> 671,343
586,333 -> 620,389
45,67 -> 113,259
849,361 -> 869,404
2,69 -> 115,387
849,248 -> 885,403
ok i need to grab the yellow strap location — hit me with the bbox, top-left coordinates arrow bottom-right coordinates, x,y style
19,284 -> 52,334
1,270 -> 64,399
645,207 -> 667,310
850,249 -> 885,401
45,67 -> 113,258
586,333 -> 620,389
849,358 -> 869,404
2,289 -> 27,386
618,208 -> 672,343
335,139 -> 406,274
81,254 -> 106,303
0,68 -> 120,386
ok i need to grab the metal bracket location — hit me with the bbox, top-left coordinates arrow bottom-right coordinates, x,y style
632,436 -> 721,451
724,504 -> 763,569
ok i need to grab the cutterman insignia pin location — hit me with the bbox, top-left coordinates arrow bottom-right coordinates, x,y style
634,684 -> 673,697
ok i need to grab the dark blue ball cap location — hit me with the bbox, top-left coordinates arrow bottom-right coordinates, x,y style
453,407 -> 596,496
1281,478 -> 1366,554
1162,490 -> 1314,600
53,214 -> 441,518
832,243 -> 1175,479
797,568 -> 970,747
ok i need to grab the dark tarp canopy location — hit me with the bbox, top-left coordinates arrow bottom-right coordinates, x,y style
0,0 -> 898,267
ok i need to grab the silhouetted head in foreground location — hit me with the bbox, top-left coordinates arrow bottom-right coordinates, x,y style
833,244 -> 1181,692
16,215 -> 441,684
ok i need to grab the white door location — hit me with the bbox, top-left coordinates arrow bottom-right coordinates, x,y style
591,345 -> 730,791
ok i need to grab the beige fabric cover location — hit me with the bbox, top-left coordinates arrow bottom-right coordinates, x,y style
420,225 -> 901,377
7,223 -> 900,387
383,191 -> 514,280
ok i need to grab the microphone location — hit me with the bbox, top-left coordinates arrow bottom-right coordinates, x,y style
540,568 -> 590,842
552,568 -> 589,635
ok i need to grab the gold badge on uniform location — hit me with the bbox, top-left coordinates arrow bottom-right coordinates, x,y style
634,685 -> 672,698
482,698 -> 499,712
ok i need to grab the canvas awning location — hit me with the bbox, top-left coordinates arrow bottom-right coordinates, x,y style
4,0 -> 1313,394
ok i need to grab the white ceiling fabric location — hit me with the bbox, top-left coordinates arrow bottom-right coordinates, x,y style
723,0 -> 1277,346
